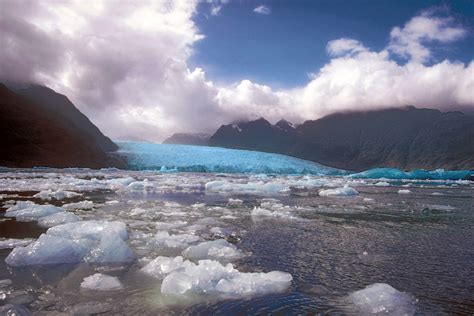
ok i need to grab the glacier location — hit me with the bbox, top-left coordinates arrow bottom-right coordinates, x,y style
117,142 -> 344,175
117,142 -> 472,180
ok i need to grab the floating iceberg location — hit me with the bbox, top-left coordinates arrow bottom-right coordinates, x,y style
147,231 -> 201,249
81,273 -> 123,291
141,256 -> 190,279
319,186 -> 359,197
37,211 -> 80,228
347,283 -> 416,315
0,238 -> 35,249
397,189 -> 412,195
63,200 -> 94,210
33,190 -> 81,200
5,201 -> 64,221
5,221 -> 135,266
160,259 -> 292,297
182,239 -> 244,262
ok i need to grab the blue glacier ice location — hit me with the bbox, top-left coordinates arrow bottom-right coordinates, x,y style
117,142 -> 345,175
116,142 -> 472,180
349,167 -> 472,180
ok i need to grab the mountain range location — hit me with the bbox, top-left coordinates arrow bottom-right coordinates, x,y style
206,107 -> 474,171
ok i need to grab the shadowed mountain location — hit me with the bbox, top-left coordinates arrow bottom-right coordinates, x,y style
0,83 -> 123,168
209,106 -> 474,171
163,133 -> 210,146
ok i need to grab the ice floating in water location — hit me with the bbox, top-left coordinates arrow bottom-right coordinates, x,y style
350,167 -> 471,180
0,238 -> 35,249
117,142 -> 343,175
182,239 -> 244,262
251,206 -> 295,219
160,259 -> 292,297
37,211 -> 80,228
347,283 -> 416,315
397,189 -> 412,195
205,180 -> 287,195
319,186 -> 359,197
141,256 -> 189,279
5,201 -> 64,221
5,221 -> 134,266
148,231 -> 201,249
63,200 -> 94,210
33,190 -> 81,200
374,181 -> 390,187
81,273 -> 123,291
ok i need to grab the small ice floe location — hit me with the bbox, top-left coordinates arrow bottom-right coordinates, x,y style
228,198 -> 243,206
363,198 -> 375,202
430,192 -> 444,196
0,279 -> 13,288
37,211 -> 80,228
147,231 -> 201,249
346,283 -> 416,315
141,255 -> 292,298
374,181 -> 390,187
397,189 -> 412,194
0,238 -> 35,250
5,221 -> 135,266
80,273 -> 123,291
251,207 -> 295,219
319,186 -> 359,197
205,180 -> 286,195
182,239 -> 244,262
5,201 -> 64,221
155,220 -> 188,231
63,200 -> 94,210
141,256 -> 188,279
160,259 -> 292,297
33,189 -> 81,200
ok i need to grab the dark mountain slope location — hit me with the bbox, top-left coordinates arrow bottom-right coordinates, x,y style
0,84 -> 121,168
210,107 -> 474,171
12,84 -> 117,152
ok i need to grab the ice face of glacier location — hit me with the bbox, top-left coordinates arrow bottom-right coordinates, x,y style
349,167 -> 471,180
80,273 -> 123,291
5,221 -> 135,266
117,142 -> 343,175
182,239 -> 244,262
347,283 -> 416,315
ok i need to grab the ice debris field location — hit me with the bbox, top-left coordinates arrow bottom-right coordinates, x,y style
0,144 -> 473,314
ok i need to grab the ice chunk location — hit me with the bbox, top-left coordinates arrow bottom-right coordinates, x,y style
80,273 -> 123,291
251,206 -> 295,219
319,186 -> 359,197
155,220 -> 187,231
347,283 -> 416,315
182,239 -> 244,262
47,220 -> 128,241
63,200 -> 94,210
148,231 -> 200,249
228,198 -> 243,206
37,211 -> 80,228
0,279 -> 12,288
160,259 -> 292,297
397,189 -> 412,194
205,180 -> 286,195
85,231 -> 135,263
0,238 -> 35,249
5,234 -> 90,266
374,181 -> 390,187
5,201 -> 64,221
6,221 -> 134,266
33,190 -> 81,200
140,256 -> 190,279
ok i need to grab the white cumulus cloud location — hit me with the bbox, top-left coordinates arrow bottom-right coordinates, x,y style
0,3 -> 473,141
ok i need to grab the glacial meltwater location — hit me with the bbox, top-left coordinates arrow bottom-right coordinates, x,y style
0,143 -> 473,315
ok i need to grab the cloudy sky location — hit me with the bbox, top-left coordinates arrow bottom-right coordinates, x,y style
1,0 -> 473,141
